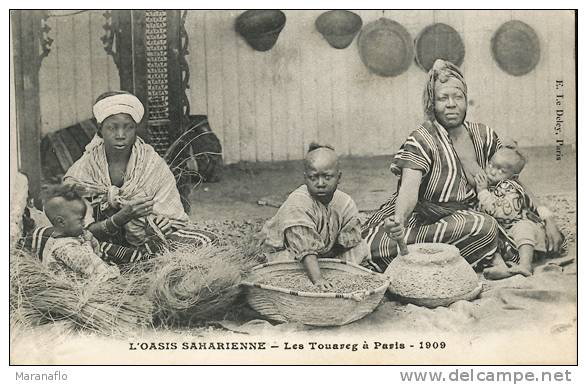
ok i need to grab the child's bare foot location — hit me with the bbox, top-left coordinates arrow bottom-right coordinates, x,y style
483,265 -> 519,280
508,264 -> 533,277
484,252 -> 519,280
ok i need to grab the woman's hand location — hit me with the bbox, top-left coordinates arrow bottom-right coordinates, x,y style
114,196 -> 155,224
383,216 -> 404,241
474,171 -> 489,192
153,216 -> 173,235
544,219 -> 564,254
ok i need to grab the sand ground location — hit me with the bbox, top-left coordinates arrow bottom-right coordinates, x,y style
188,145 -> 576,221
10,145 -> 577,365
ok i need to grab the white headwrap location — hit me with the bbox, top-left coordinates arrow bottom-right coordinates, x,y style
92,93 -> 145,124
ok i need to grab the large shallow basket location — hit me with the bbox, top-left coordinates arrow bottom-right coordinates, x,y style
357,18 -> 414,77
242,260 -> 389,326
491,20 -> 540,76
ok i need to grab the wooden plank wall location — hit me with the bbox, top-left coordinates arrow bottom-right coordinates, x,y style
39,10 -> 119,135
10,28 -> 19,178
38,10 -> 576,165
185,10 -> 576,164
12,11 -> 43,202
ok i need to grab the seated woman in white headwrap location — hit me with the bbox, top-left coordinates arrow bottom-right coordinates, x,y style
60,91 -> 217,263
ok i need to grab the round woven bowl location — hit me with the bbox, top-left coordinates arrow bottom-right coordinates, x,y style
385,243 -> 481,308
415,23 -> 465,71
357,18 -> 414,77
242,260 -> 389,326
315,10 -> 363,49
491,20 -> 540,76
235,10 -> 286,52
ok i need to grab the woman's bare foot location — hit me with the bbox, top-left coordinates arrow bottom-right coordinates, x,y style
484,252 -> 519,280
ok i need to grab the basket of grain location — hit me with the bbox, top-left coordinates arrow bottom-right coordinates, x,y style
241,259 -> 389,326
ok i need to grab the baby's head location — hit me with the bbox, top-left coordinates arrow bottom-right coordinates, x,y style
303,143 -> 341,204
42,184 -> 87,237
486,147 -> 526,185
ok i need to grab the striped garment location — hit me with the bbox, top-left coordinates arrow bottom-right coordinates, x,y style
22,224 -> 219,265
362,120 -> 501,271
55,135 -> 218,263
64,135 -> 189,241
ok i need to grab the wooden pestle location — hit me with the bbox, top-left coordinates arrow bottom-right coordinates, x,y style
397,237 -> 409,256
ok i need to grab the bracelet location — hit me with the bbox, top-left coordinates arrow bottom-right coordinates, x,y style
101,220 -> 115,235
109,216 -> 122,228
102,218 -> 120,235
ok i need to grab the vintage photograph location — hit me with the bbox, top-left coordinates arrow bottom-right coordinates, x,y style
9,9 -> 576,365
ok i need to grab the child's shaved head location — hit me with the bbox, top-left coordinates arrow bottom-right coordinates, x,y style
304,142 -> 339,172
303,143 -> 341,205
42,184 -> 86,226
495,147 -> 526,174
485,146 -> 527,185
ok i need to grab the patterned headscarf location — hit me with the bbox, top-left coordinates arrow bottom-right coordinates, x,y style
423,59 -> 467,120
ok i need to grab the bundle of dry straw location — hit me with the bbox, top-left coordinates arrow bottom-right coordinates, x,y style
145,243 -> 258,326
10,250 -> 153,336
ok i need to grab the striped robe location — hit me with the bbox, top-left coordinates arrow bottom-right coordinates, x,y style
22,224 -> 217,265
362,120 -> 501,270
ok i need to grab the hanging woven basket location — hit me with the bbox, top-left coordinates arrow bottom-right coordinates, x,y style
357,18 -> 414,77
235,10 -> 286,52
491,20 -> 540,76
315,10 -> 363,49
415,23 -> 465,71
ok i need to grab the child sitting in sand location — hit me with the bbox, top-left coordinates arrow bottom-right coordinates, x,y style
41,184 -> 120,281
474,146 -> 555,279
260,143 -> 369,290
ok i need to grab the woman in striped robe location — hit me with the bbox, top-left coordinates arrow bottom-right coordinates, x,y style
362,60 -> 563,272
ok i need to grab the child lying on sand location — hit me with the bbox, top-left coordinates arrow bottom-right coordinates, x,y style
41,184 -> 120,281
260,143 -> 369,290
